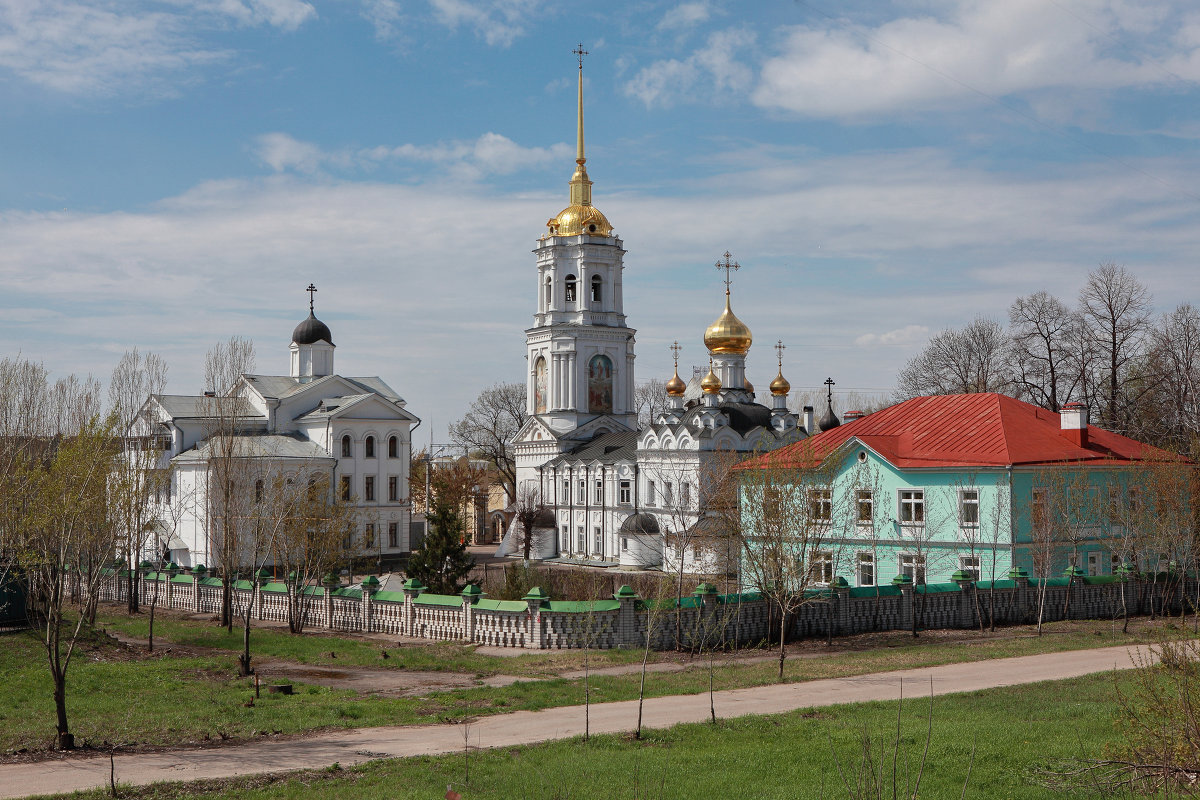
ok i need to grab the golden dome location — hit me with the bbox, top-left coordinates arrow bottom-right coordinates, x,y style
700,365 -> 721,394
704,294 -> 752,355
547,202 -> 613,237
770,370 -> 791,396
666,367 -> 686,396
744,378 -> 754,394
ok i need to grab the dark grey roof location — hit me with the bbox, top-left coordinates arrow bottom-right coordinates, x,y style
173,433 -> 333,463
292,313 -> 334,346
666,400 -> 773,436
153,394 -> 257,419
619,512 -> 660,534
819,403 -> 841,431
548,429 -> 637,467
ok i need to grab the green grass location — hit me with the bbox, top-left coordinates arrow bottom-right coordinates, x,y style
32,672 -> 1136,800
96,608 -> 650,677
1,610 -> 1169,756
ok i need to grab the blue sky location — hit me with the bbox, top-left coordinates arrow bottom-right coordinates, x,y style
3,0 -> 1200,440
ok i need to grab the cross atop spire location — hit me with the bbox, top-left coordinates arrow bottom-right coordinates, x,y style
573,43 -> 588,70
775,339 -> 786,369
669,340 -> 681,367
824,376 -> 836,405
715,251 -> 740,294
306,283 -> 317,313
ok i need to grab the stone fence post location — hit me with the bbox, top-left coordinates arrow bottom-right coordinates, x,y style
321,573 -> 339,629
951,570 -> 976,629
401,578 -> 425,638
1009,567 -> 1031,622
523,587 -> 549,650
461,584 -> 483,642
614,585 -> 640,648
361,576 -> 380,633
693,582 -> 719,648
893,574 -> 913,632
191,565 -> 206,612
165,562 -> 179,610
254,568 -> 271,621
830,577 -> 850,638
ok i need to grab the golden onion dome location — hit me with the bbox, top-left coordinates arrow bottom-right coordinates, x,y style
547,203 -> 613,237
744,378 -> 754,394
704,294 -> 752,355
770,370 -> 791,396
666,367 -> 686,397
700,366 -> 721,394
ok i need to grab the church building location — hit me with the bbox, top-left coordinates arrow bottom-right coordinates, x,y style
501,55 -> 821,574
130,290 -> 420,569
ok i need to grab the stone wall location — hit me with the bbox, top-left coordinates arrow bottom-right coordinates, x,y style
92,569 -> 1192,651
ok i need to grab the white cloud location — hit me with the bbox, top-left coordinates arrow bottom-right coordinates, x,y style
0,0 -> 314,95
624,28 -> 755,107
753,0 -> 1200,119
854,324 -> 929,347
359,0 -> 403,40
256,131 -> 572,178
426,0 -> 541,47
657,1 -> 710,31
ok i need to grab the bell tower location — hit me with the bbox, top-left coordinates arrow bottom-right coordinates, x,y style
524,46 -> 637,435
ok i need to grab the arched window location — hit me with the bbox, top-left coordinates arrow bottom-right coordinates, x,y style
365,436 -> 376,458
590,275 -> 602,304
534,357 -> 548,414
341,434 -> 352,458
588,354 -> 614,414
564,274 -> 577,303
544,276 -> 553,309
388,435 -> 399,458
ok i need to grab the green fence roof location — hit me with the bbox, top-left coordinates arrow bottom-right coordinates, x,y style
414,593 -> 462,607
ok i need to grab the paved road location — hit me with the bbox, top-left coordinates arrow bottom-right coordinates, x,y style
0,643 -> 1153,799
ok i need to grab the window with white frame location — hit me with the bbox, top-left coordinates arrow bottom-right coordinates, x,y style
593,526 -> 602,554
339,475 -> 352,502
857,552 -> 875,586
647,480 -> 657,506
594,480 -> 603,504
619,480 -> 632,505
388,522 -> 398,549
363,523 -> 376,549
809,488 -> 832,522
341,434 -> 352,458
899,553 -> 926,585
562,480 -> 570,503
388,476 -> 398,502
388,436 -> 399,458
365,436 -> 375,458
1087,551 -> 1103,576
958,555 -> 980,580
561,527 -> 569,552
899,490 -> 924,524
959,489 -> 979,526
856,489 -> 873,525
681,482 -> 691,509
809,550 -> 834,584
578,479 -> 585,502
576,526 -> 585,552
621,537 -> 629,552
364,475 -> 375,502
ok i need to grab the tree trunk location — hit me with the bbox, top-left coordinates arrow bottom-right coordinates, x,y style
53,672 -> 73,750
238,614 -> 253,677
635,638 -> 650,739
148,599 -> 156,653
1121,579 -> 1129,635
777,606 -> 787,682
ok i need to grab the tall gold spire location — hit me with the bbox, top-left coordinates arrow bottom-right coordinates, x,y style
547,45 -> 612,237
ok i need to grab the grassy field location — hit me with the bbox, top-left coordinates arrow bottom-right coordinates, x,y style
32,672 -> 1136,800
0,609 -> 1173,756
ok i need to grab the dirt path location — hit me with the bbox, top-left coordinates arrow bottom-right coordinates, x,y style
0,641 -> 1155,799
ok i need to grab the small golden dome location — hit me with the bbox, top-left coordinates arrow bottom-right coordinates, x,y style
704,294 -> 752,355
666,367 -> 686,396
770,370 -> 791,396
701,366 -> 721,394
744,378 -> 754,394
548,203 -> 613,237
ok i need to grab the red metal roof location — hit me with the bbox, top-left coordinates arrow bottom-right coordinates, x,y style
741,393 -> 1172,471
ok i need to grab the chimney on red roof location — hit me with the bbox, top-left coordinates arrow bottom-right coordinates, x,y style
1060,402 -> 1088,449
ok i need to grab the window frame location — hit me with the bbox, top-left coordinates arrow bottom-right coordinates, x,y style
388,475 -> 399,503
959,489 -> 980,528
388,521 -> 399,549
340,434 -> 352,459
365,436 -> 376,458
809,487 -> 833,523
388,435 -> 399,458
857,551 -> 875,587
339,475 -> 352,502
856,489 -> 873,527
899,489 -> 925,525
364,475 -> 376,502
619,480 -> 632,505
899,552 -> 927,585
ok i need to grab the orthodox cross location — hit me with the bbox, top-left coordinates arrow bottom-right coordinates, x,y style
715,251 -> 740,293
573,43 -> 588,70
306,283 -> 318,313
669,340 -> 682,368
824,377 -> 836,406
775,339 -> 786,369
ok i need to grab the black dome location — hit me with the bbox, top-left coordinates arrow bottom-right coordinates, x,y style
619,513 -> 660,534
818,404 -> 841,431
292,313 -> 333,346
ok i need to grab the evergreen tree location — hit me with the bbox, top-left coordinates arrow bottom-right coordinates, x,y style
408,499 -> 475,594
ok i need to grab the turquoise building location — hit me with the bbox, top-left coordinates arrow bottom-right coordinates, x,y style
736,393 -> 1172,587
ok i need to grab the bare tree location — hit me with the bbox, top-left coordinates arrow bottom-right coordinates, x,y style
1079,262 -> 1153,434
511,483 -> 548,565
108,348 -> 169,614
895,317 -> 1011,400
1008,291 -> 1084,412
1144,304 -> 1200,452
203,336 -> 256,631
634,378 -> 668,428
275,473 -> 357,634
449,383 -> 526,502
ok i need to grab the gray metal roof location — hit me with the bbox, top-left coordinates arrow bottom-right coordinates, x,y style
547,430 -> 637,467
153,394 -> 258,419
294,394 -> 374,421
173,433 -> 333,464
242,374 -> 404,404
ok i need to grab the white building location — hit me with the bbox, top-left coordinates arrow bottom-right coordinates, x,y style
130,295 -> 419,569
502,59 -> 814,575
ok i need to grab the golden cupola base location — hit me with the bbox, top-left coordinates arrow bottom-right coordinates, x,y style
547,201 -> 613,237
666,367 -> 687,397
703,293 -> 753,356
700,365 -> 722,394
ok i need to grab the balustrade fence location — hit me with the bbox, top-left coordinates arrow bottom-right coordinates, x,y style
89,568 -> 1194,651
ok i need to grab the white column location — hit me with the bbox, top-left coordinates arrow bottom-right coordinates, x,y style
568,353 -> 577,411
